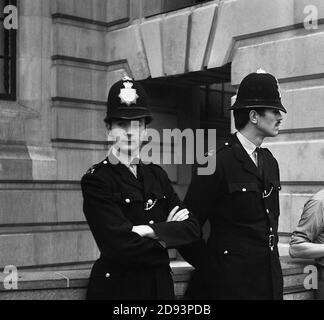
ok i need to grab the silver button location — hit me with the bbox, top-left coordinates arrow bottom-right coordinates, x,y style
266,209 -> 270,214
225,142 -> 229,146
103,161 -> 108,165
125,198 -> 130,203
147,199 -> 153,206
149,220 -> 154,225
242,188 -> 247,192
224,250 -> 229,255
105,273 -> 110,278
270,227 -> 273,232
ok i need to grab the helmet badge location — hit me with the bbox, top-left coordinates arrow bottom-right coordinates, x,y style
256,68 -> 267,74
119,81 -> 139,106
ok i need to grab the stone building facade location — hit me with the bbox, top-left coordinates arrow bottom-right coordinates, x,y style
0,0 -> 323,299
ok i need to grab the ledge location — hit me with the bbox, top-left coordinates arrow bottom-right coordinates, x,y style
0,257 -> 316,300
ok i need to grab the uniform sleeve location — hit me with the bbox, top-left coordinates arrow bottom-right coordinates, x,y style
149,167 -> 201,248
81,173 -> 168,267
177,160 -> 222,268
184,154 -> 223,226
290,198 -> 324,245
184,163 -> 221,226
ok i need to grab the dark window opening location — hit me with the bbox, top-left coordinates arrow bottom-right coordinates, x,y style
0,0 -> 16,101
141,63 -> 234,154
200,82 -> 236,123
143,0 -> 213,18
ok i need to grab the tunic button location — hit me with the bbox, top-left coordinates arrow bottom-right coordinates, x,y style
103,161 -> 108,165
270,227 -> 273,232
266,209 -> 270,214
242,188 -> 247,192
149,220 -> 154,225
225,142 -> 229,146
105,273 -> 110,278
224,250 -> 229,255
125,198 -> 130,203
147,199 -> 153,206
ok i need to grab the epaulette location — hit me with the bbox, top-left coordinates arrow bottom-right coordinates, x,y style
85,158 -> 109,175
203,140 -> 232,158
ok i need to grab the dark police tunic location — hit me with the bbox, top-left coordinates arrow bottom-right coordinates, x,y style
179,134 -> 283,300
81,156 -> 200,300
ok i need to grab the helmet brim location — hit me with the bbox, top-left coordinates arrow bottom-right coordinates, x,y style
104,107 -> 153,124
230,101 -> 287,113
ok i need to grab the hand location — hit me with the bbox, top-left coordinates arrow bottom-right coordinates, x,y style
167,206 -> 190,222
132,225 -> 157,239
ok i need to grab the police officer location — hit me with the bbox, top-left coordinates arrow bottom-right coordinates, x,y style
81,75 -> 200,300
179,69 -> 287,300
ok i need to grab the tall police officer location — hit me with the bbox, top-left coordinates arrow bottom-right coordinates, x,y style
179,70 -> 287,300
81,75 -> 200,300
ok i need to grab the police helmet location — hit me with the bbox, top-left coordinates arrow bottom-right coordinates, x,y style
105,75 -> 153,124
230,69 -> 287,113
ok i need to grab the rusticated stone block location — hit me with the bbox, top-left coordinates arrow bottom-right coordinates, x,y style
188,3 -> 217,71
232,32 -> 324,85
264,139 -> 324,182
161,11 -> 190,76
280,84 -> 324,130
209,0 -> 324,69
0,230 -> 99,268
140,19 -> 164,78
279,193 -> 314,234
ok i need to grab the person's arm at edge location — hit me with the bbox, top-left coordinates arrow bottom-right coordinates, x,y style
289,198 -> 324,259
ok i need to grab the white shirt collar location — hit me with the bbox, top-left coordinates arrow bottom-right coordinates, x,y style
236,131 -> 258,156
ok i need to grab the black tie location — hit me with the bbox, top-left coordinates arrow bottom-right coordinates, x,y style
135,161 -> 144,185
255,148 -> 264,179
128,157 -> 140,180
